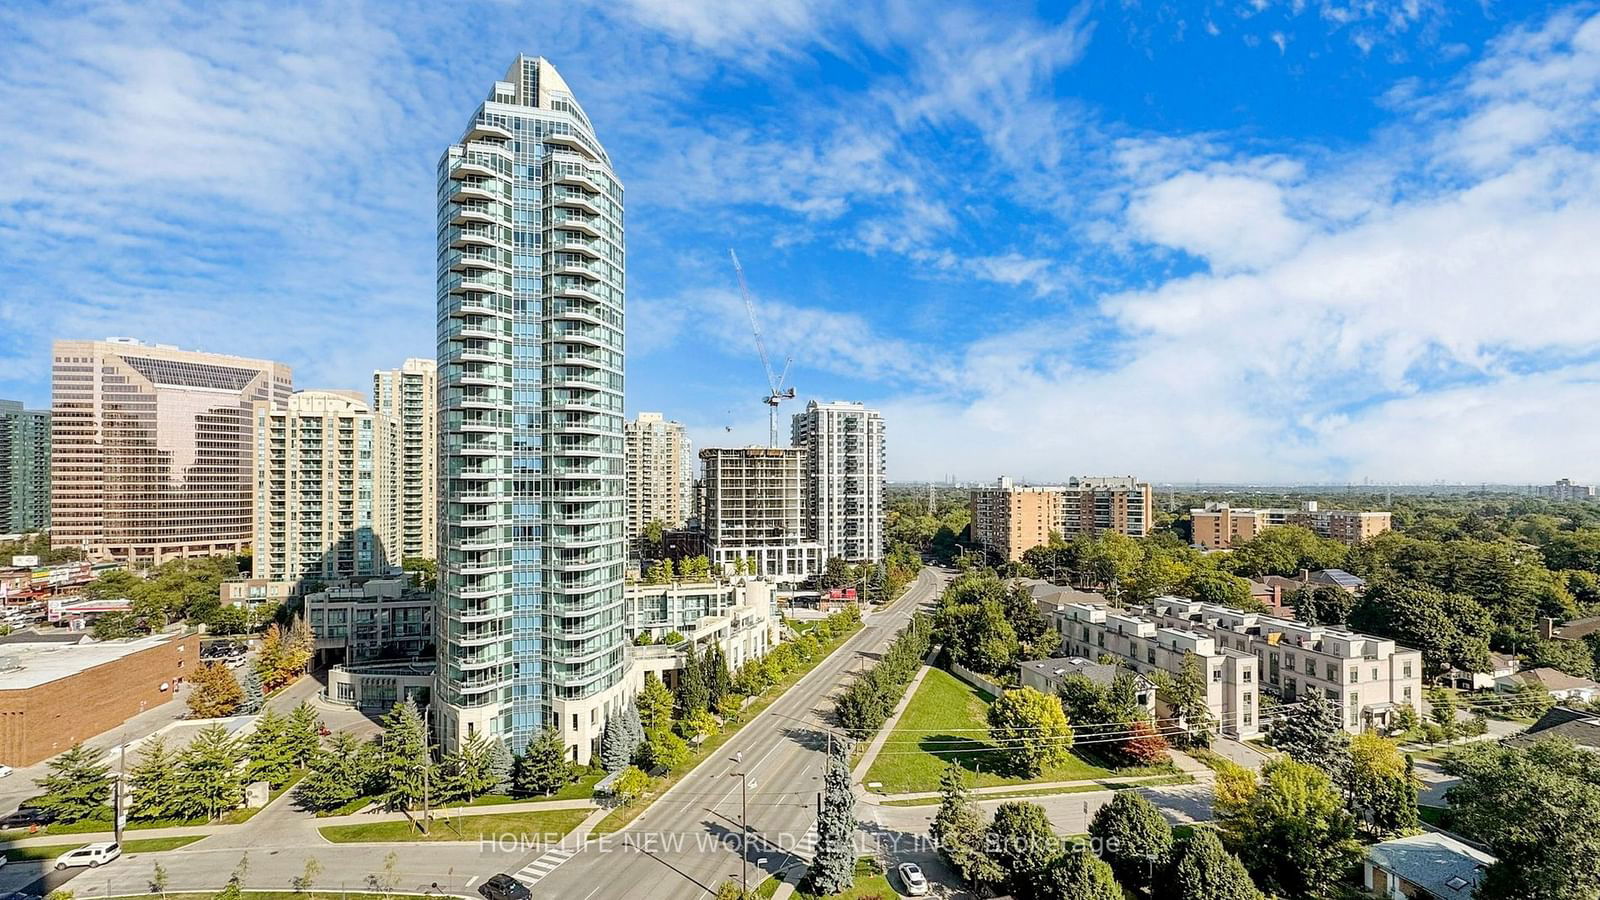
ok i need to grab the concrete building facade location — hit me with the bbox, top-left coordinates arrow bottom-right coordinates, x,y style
1058,476 -> 1153,539
1150,597 -> 1422,733
252,390 -> 393,585
624,412 -> 692,552
791,401 -> 885,564
624,577 -> 774,676
0,400 -> 50,534
305,577 -> 432,664
699,447 -> 823,581
50,339 -> 293,564
1190,501 -> 1392,550
434,57 -> 629,763
1536,478 -> 1597,501
970,477 -> 1061,562
373,359 -> 438,562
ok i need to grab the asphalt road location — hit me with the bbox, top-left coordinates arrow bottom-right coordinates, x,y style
525,568 -> 947,900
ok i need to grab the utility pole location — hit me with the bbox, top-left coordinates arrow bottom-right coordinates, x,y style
114,732 -> 126,844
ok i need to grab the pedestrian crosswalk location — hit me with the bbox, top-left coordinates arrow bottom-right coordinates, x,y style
511,846 -> 577,887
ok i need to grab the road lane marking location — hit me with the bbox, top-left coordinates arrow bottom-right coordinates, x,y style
464,876 -> 478,888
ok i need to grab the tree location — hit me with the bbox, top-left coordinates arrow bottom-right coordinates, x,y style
676,642 -> 711,716
93,610 -> 144,640
1119,720 -> 1171,767
931,764 -> 1003,888
637,674 -> 674,732
1170,828 -> 1264,900
402,557 -> 437,592
806,737 -> 856,896
1289,584 -> 1355,625
1350,578 -> 1492,678
600,709 -> 643,773
128,736 -> 183,821
296,731 -> 374,812
285,702 -> 323,767
1089,791 -> 1173,889
1226,526 -> 1347,578
703,644 -> 733,709
1347,733 -> 1418,836
245,708 -> 297,788
1265,693 -> 1351,785
638,728 -> 690,772
1033,850 -> 1121,900
1228,758 -> 1359,899
291,857 -> 322,895
985,801 -> 1062,896
1443,739 -> 1600,900
151,861 -> 170,899
1183,569 -> 1264,612
368,850 -> 401,896
680,708 -> 720,742
511,728 -> 575,797
187,661 -> 244,718
238,669 -> 265,715
34,743 -> 111,823
375,698 -> 431,811
1167,652 -> 1215,748
613,766 -> 652,805
176,723 -> 245,820
987,687 -> 1073,777
439,730 -> 502,803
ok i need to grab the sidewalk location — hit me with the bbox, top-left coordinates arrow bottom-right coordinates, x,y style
862,769 -> 1202,805
851,664 -> 933,783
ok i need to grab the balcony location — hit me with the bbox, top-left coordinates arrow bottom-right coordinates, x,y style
466,121 -> 513,143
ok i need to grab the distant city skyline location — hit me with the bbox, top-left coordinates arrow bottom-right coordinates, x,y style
4,2 -> 1599,483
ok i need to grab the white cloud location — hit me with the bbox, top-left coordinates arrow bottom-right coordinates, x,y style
1126,170 -> 1312,272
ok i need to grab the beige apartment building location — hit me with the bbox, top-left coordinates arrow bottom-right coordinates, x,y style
1059,476 -> 1154,539
1050,601 -> 1262,738
971,477 -> 1061,562
1190,501 -> 1391,549
50,338 -> 293,564
1150,597 -> 1422,733
373,359 -> 437,563
252,390 -> 394,584
625,412 -> 692,551
699,447 -> 822,581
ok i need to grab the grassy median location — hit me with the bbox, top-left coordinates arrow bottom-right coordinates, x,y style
318,808 -> 590,844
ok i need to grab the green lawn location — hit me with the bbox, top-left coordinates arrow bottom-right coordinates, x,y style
861,667 -> 1125,794
878,773 -> 1195,807
461,772 -> 603,806
1418,805 -> 1450,827
2,836 -> 204,863
103,894 -> 435,900
591,619 -> 865,837
318,808 -> 590,844
795,859 -> 902,899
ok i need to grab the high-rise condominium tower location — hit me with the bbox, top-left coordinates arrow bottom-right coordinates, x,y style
251,390 -> 391,584
792,401 -> 885,563
373,359 -> 438,562
435,57 -> 627,760
0,400 -> 51,534
699,447 -> 822,581
624,412 -> 691,550
51,338 -> 292,564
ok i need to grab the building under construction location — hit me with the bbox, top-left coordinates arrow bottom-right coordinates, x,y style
699,447 -> 822,582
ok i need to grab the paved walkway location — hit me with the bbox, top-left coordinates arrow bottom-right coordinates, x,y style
851,664 -> 933,784
1211,736 -> 1274,770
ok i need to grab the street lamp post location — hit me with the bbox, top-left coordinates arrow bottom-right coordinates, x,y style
729,767 -> 750,898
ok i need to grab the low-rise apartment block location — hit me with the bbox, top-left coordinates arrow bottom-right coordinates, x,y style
971,477 -> 1060,562
304,576 -> 432,664
625,577 -> 774,679
1190,501 -> 1392,550
1049,602 -> 1261,738
1150,597 -> 1422,733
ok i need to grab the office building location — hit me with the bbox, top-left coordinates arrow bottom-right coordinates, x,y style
434,57 -> 629,762
0,400 -> 50,533
373,359 -> 439,562
970,477 -> 1061,562
625,412 -> 692,551
1058,476 -> 1152,538
791,401 -> 885,563
1150,597 -> 1422,733
1050,601 -> 1262,738
1537,478 -> 1597,501
50,338 -> 292,564
1190,501 -> 1392,550
699,447 -> 823,581
251,390 -> 391,585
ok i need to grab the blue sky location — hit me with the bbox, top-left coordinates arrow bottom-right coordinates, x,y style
3,0 -> 1599,483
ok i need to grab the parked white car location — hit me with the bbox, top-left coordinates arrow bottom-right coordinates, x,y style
54,841 -> 121,869
0,764 -> 13,777
897,862 -> 929,896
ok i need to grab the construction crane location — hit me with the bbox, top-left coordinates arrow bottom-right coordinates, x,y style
729,248 -> 795,447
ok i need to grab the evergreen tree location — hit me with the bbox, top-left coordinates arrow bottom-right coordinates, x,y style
128,735 -> 183,821
375,698 -> 431,811
599,716 -> 629,773
1169,651 -> 1215,749
296,731 -> 373,812
244,707 -> 296,788
238,669 -> 265,715
285,702 -> 323,766
676,643 -> 711,715
487,737 -> 513,794
621,703 -> 645,758
439,730 -> 501,802
806,737 -> 856,895
511,728 -> 574,797
1266,693 -> 1352,786
931,764 -> 1002,888
176,723 -> 245,820
1089,791 -> 1173,889
703,644 -> 733,709
637,673 -> 674,732
34,743 -> 112,823
1033,850 -> 1122,900
1171,828 -> 1265,900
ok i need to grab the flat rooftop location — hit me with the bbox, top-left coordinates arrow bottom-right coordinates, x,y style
0,632 -> 179,690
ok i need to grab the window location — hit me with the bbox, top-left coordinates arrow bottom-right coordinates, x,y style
1349,669 -> 1359,684
1403,661 -> 1413,678
1242,669 -> 1252,683
1212,668 -> 1222,683
1327,663 -> 1337,681
1371,667 -> 1379,681
1403,687 -> 1413,701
